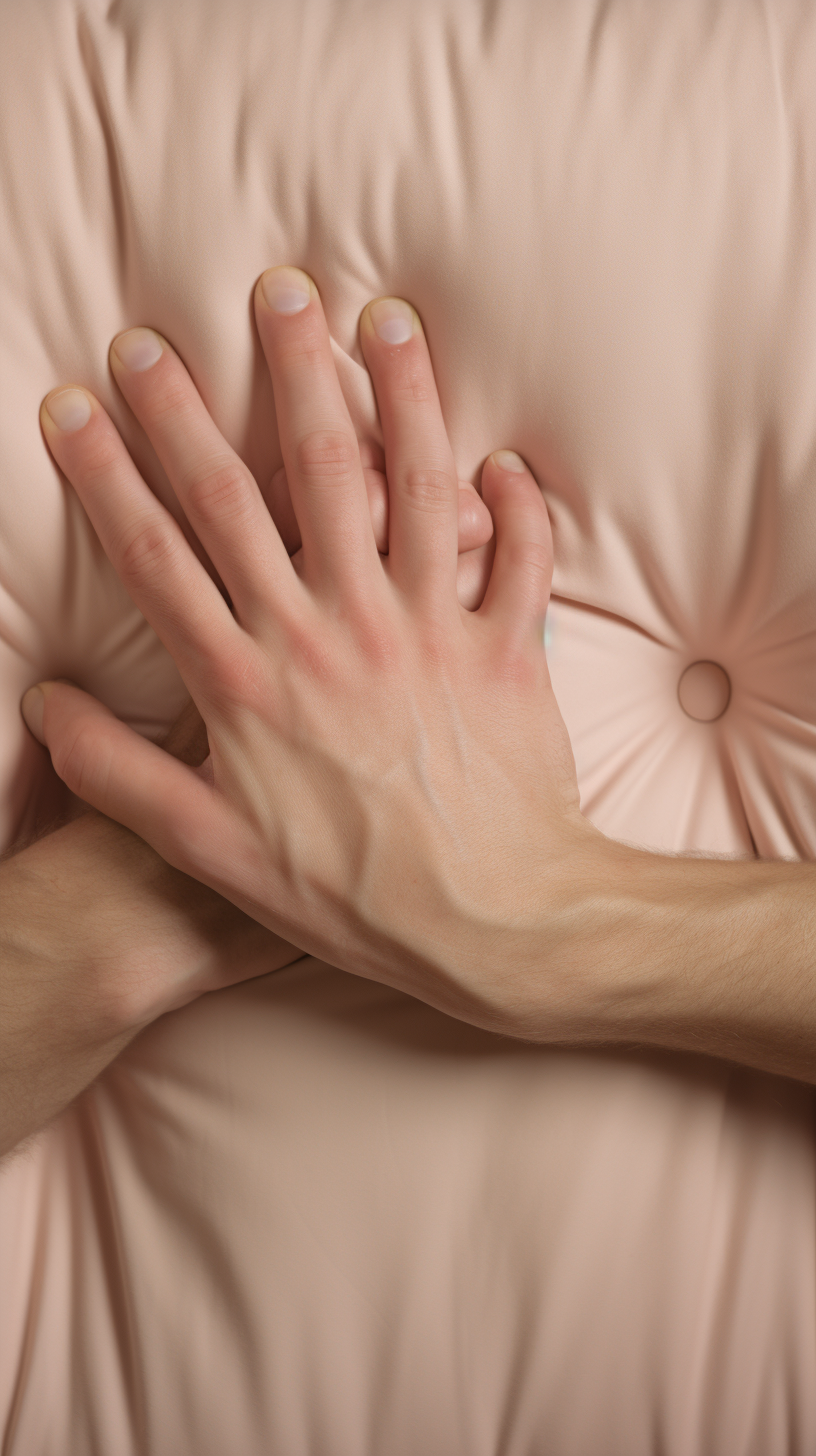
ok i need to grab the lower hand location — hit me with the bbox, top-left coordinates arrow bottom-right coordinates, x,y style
0,678 -> 300,1159
25,271 -> 604,1038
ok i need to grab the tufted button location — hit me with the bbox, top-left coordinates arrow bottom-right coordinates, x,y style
677,660 -> 731,722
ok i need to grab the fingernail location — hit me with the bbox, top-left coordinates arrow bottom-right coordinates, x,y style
111,327 -> 165,372
368,298 -> 416,345
21,685 -> 45,743
261,266 -> 312,314
491,450 -> 527,473
43,388 -> 92,433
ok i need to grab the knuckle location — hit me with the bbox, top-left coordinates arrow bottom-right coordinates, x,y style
183,460 -> 253,524
213,643 -> 269,710
74,436 -> 127,490
52,718 -> 107,800
116,517 -> 181,583
392,377 -> 434,406
386,355 -> 435,405
400,466 -> 455,513
491,639 -> 538,693
505,538 -> 552,590
134,366 -> 202,428
145,371 -> 192,420
295,429 -> 359,481
273,321 -> 325,365
297,633 -> 338,687
132,371 -> 200,438
351,614 -> 401,673
417,618 -> 452,667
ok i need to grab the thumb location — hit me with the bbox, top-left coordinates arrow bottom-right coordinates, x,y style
477,451 -> 553,638
20,679 -> 212,866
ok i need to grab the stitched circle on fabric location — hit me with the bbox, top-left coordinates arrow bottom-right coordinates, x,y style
677,661 -> 731,722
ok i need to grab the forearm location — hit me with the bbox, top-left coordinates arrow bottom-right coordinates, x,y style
536,844 -> 816,1085
0,809 -> 296,1159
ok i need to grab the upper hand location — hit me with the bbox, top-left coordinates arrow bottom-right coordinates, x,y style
25,270 -> 600,1037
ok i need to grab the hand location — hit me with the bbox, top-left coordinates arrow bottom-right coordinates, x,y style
25,271 -> 602,1039
271,437 -> 497,612
0,682 -> 302,1159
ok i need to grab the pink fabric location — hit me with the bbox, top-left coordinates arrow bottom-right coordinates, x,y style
1,1 -> 814,1451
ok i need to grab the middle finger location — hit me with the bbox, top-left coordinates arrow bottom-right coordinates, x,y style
254,267 -> 381,598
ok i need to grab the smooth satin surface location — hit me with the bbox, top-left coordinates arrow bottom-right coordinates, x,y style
1,2 -> 814,1452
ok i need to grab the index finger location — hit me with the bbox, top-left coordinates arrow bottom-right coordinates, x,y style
39,386 -> 239,690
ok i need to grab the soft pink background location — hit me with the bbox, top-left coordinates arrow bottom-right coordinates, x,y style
1,2 -> 814,1452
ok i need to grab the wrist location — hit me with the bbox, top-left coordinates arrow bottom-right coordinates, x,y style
518,835 -> 816,1081
3,810 -> 272,1042
445,815 -> 621,1042
0,788 -> 298,1158
76,814 -> 283,1031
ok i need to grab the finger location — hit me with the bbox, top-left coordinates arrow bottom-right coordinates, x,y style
266,442 -> 387,555
359,298 -> 458,603
477,452 -> 553,639
270,463 -> 492,560
456,541 -> 495,612
108,328 -> 292,624
20,679 -> 217,869
269,464 -> 391,555
40,388 -> 239,682
266,465 -> 302,554
160,696 -> 210,767
458,483 -> 494,553
254,267 -> 380,595
364,470 -> 389,553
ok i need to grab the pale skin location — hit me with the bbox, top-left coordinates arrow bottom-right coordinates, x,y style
2,268 -> 814,1158
0,296 -> 496,1160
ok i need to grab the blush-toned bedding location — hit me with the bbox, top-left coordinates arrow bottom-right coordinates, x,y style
1,2 -> 814,1452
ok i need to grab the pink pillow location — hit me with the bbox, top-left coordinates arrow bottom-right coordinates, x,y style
1,2 -> 814,1451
